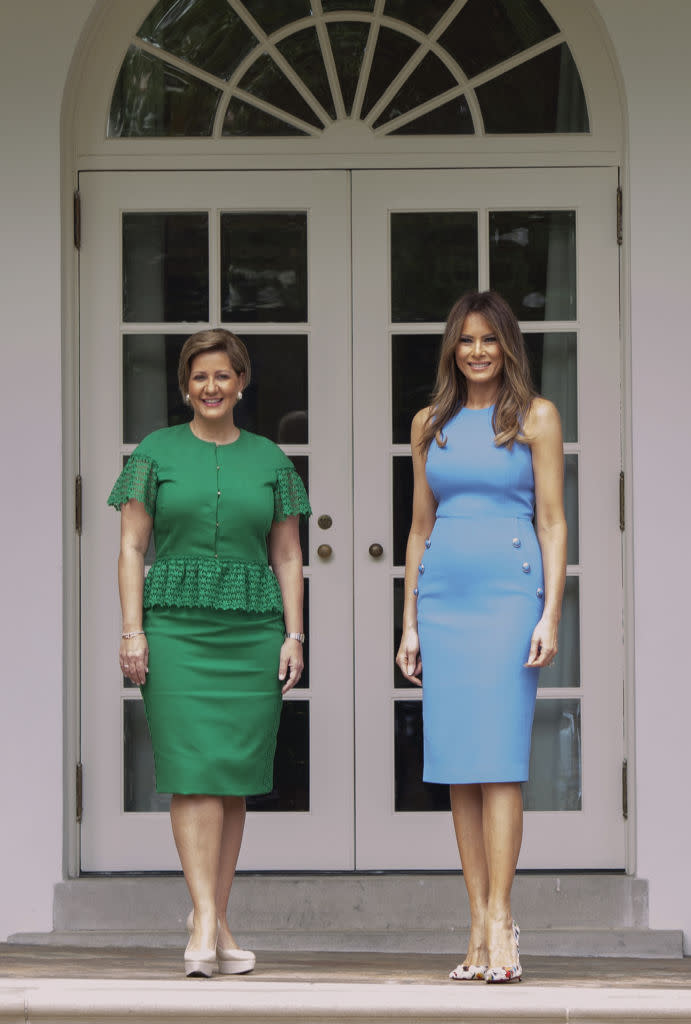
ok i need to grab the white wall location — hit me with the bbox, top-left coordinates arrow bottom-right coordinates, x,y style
595,0 -> 691,952
1,0 -> 690,948
0,0 -> 95,941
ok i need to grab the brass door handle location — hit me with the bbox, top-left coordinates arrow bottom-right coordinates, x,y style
368,543 -> 384,558
317,543 -> 333,559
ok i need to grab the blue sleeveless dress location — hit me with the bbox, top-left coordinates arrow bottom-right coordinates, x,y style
417,406 -> 544,784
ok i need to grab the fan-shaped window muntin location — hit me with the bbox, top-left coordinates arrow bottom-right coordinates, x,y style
109,0 -> 589,139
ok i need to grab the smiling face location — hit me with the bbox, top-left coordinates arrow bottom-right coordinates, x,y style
454,311 -> 505,392
187,349 -> 245,425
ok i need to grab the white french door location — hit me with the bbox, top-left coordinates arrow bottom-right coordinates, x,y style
353,168 -> 623,868
80,171 -> 354,869
80,166 -> 624,871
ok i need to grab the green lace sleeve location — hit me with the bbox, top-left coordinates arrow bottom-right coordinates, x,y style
107,454 -> 158,519
274,467 -> 312,522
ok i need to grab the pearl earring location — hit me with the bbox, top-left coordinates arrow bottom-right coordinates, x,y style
237,390 -> 243,400
185,393 -> 190,404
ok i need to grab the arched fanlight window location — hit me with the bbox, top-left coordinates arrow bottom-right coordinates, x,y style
108,0 -> 589,138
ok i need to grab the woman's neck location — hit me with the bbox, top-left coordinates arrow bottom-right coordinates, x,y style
464,383 -> 499,410
189,416 -> 240,445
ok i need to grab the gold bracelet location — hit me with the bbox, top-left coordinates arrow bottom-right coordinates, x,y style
121,630 -> 145,639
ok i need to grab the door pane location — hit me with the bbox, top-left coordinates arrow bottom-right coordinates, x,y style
247,701 -> 310,811
394,700 -> 450,811
440,0 -> 559,79
489,210 -> 577,321
523,699 -> 582,810
524,332 -> 577,442
565,454 -> 579,565
542,575 -> 580,688
220,213 -> 308,322
393,578 -> 423,689
122,213 -> 209,322
391,212 -> 478,322
123,334 -> 188,443
392,455 -> 414,566
391,334 -> 441,443
477,44 -> 589,134
123,699 -> 170,812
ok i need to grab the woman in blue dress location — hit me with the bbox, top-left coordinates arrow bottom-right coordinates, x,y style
396,291 -> 566,983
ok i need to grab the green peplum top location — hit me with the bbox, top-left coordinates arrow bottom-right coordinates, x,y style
107,424 -> 311,614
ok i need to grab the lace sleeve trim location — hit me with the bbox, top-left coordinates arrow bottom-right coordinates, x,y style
107,454 -> 158,519
143,556 -> 284,614
273,467 -> 312,522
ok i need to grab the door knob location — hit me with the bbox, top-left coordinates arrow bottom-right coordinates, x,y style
368,543 -> 384,558
317,543 -> 333,559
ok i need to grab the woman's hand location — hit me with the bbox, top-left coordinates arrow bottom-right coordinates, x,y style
278,638 -> 304,694
119,633 -> 149,687
524,616 -> 559,669
396,628 -> 423,686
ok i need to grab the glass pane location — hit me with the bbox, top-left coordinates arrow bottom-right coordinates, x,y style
392,212 -> 478,322
123,334 -> 189,443
240,0 -> 312,36
384,0 -> 452,34
523,698 -> 581,810
233,335 -> 308,442
223,98 -> 309,136
286,454 -> 310,567
292,578 -> 309,689
394,701 -> 450,811
440,0 -> 559,79
489,210 -> 576,322
565,454 -> 578,565
123,699 -> 171,811
373,53 -> 456,129
238,54 -> 323,129
122,213 -> 209,323
220,213 -> 308,323
524,333 -> 577,442
277,28 -> 336,120
323,0 -> 374,9
137,0 -> 258,81
540,575 -> 580,689
392,455 -> 413,566
393,578 -> 423,689
361,28 -> 417,118
326,22 -> 371,115
389,96 -> 473,135
109,46 -> 221,137
246,700 -> 309,811
391,334 -> 441,443
477,44 -> 589,133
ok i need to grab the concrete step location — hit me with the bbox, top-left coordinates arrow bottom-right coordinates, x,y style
8,874 -> 684,958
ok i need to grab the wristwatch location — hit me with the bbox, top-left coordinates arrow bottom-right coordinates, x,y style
285,632 -> 305,643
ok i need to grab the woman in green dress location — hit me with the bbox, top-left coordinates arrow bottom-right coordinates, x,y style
108,329 -> 310,977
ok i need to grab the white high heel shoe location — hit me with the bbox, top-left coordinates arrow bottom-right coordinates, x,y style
186,910 -> 255,976
184,911 -> 218,977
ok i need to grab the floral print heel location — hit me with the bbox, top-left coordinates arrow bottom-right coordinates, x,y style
485,921 -> 522,983
449,963 -> 488,981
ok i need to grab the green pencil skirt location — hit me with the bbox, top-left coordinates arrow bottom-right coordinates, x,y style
141,606 -> 284,795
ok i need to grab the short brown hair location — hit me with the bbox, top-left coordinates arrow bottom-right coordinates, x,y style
178,329 -> 251,399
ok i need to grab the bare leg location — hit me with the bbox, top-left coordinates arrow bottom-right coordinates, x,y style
481,782 -> 523,968
170,793 -> 223,953
215,795 -> 247,949
450,784 -> 489,965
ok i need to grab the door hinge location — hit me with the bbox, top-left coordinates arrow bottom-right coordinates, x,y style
73,190 -> 81,250
622,758 -> 628,820
75,474 -> 83,535
76,762 -> 83,823
616,186 -> 623,246
619,470 -> 625,531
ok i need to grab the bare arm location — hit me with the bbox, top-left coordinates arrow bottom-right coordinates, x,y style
524,398 -> 567,668
395,408 -> 438,686
118,500 -> 153,686
268,516 -> 305,694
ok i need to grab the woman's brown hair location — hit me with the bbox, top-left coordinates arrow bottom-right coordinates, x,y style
418,291 -> 535,454
178,329 -> 251,399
